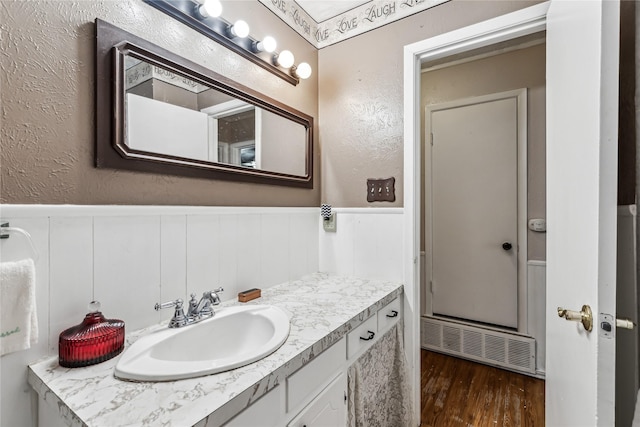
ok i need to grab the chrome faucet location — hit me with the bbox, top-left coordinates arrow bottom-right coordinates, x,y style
155,287 -> 224,328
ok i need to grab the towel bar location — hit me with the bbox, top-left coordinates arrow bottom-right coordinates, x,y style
0,222 -> 40,262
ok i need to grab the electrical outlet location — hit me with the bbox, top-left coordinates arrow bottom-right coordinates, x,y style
367,177 -> 395,202
323,214 -> 337,232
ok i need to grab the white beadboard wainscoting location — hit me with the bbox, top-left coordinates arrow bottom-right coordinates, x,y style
0,205 -> 319,427
318,208 -> 404,283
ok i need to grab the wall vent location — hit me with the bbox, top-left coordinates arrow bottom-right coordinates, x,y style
421,316 -> 536,375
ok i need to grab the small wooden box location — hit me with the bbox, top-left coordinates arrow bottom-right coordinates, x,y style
238,288 -> 261,302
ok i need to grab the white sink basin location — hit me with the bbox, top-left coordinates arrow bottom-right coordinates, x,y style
114,305 -> 290,382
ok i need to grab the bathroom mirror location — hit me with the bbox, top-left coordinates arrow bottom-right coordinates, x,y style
95,19 -> 313,187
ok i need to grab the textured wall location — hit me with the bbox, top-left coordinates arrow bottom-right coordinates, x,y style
1,0 -> 319,206
318,0 -> 542,207
421,44 -> 547,261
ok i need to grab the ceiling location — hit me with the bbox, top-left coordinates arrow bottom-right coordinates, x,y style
258,0 -> 450,49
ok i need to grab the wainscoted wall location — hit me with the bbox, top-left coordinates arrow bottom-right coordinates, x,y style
318,208 -> 404,283
0,205 -> 319,427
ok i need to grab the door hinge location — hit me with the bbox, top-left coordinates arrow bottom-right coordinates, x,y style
430,133 -> 434,146
430,280 -> 433,293
344,391 -> 347,403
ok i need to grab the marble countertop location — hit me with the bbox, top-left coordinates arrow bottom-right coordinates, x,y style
28,273 -> 403,427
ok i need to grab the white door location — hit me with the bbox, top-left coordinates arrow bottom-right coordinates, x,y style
428,95 -> 519,328
545,1 -> 619,425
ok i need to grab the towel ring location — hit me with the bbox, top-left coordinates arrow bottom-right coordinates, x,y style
0,223 -> 40,262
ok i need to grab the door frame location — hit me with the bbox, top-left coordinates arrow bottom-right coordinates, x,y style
403,3 -> 548,424
405,2 -> 620,425
424,89 -> 528,332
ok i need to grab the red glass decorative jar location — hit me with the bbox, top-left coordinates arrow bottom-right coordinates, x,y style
59,301 -> 125,368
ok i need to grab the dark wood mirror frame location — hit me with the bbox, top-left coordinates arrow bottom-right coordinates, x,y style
95,19 -> 314,188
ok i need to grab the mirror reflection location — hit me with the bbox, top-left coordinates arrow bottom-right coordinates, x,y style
123,56 -> 307,176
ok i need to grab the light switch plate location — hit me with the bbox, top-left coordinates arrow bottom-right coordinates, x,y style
367,177 -> 395,202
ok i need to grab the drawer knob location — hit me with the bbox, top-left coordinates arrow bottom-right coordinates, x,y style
360,330 -> 375,341
386,310 -> 398,318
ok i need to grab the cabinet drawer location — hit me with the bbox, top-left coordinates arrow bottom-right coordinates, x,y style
287,337 -> 346,412
347,314 -> 378,360
377,297 -> 402,335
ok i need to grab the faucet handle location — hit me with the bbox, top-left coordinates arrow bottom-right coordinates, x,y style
154,298 -> 183,311
207,287 -> 224,303
154,298 -> 188,328
202,288 -> 224,299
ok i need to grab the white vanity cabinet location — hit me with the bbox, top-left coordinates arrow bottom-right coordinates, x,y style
224,338 -> 348,427
29,276 -> 404,427
223,295 -> 402,427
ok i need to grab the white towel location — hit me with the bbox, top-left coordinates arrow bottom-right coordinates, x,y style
0,259 -> 38,356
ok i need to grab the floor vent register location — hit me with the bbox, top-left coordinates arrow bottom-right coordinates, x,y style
421,316 -> 536,375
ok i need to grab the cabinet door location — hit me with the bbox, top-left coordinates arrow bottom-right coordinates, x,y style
287,373 -> 346,427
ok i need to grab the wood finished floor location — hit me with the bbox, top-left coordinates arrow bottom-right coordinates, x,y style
421,350 -> 545,427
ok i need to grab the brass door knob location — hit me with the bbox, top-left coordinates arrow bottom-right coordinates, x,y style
557,304 -> 593,332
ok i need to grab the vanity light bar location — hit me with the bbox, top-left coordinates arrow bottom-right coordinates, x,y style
293,62 -> 312,80
227,19 -> 250,39
253,36 -> 277,53
143,0 -> 311,85
274,50 -> 295,69
195,0 -> 221,19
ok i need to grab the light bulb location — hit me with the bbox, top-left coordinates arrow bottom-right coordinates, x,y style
294,62 -> 312,79
196,0 -> 222,18
276,50 -> 295,68
229,20 -> 250,38
255,36 -> 277,53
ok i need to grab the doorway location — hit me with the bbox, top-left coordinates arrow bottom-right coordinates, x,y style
420,41 -> 546,377
403,2 -> 621,425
